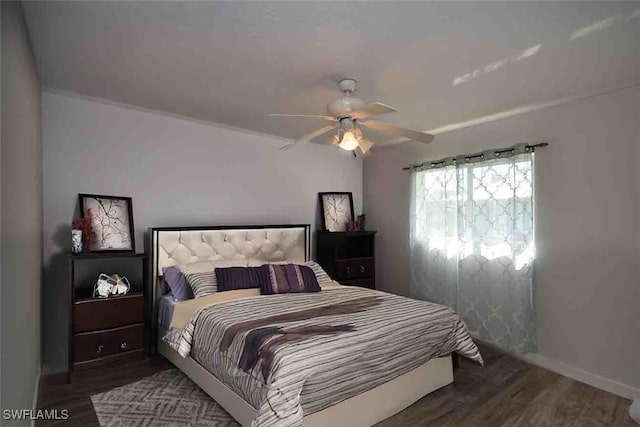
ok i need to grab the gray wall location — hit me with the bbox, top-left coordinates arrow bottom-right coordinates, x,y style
1,1 -> 43,423
41,91 -> 363,373
364,87 -> 640,393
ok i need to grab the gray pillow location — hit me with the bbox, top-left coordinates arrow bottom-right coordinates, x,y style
162,266 -> 194,302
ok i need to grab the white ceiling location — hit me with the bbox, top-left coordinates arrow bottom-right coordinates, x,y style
23,1 -> 639,146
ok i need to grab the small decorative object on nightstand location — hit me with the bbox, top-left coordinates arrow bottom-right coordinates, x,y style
346,221 -> 360,232
93,273 -> 131,298
66,252 -> 146,382
316,230 -> 376,289
71,229 -> 83,253
71,211 -> 93,253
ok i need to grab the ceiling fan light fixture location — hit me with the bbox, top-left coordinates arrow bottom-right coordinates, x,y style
338,130 -> 359,151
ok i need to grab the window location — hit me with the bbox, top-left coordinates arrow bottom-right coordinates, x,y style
410,148 -> 536,352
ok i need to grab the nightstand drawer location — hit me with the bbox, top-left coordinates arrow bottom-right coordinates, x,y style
341,277 -> 375,289
335,258 -> 374,280
73,324 -> 143,363
73,294 -> 143,333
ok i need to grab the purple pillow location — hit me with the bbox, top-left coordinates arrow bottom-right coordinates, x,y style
163,266 -> 194,302
260,264 -> 321,295
215,267 -> 268,292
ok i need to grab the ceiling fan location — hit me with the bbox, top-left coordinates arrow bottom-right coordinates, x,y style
267,78 -> 434,156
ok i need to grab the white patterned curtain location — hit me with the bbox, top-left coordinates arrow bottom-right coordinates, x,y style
410,144 -> 536,352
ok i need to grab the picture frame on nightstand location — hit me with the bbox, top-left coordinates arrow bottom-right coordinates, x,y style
318,192 -> 355,232
79,193 -> 135,253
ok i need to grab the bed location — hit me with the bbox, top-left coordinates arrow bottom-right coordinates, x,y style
147,224 -> 482,427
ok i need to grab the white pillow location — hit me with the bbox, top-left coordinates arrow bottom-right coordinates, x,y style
183,271 -> 217,298
304,261 -> 332,284
247,259 -> 287,267
180,260 -> 248,297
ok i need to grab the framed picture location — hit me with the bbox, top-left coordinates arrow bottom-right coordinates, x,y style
319,192 -> 355,232
79,194 -> 135,252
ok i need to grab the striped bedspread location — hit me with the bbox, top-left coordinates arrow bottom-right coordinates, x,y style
165,286 -> 482,427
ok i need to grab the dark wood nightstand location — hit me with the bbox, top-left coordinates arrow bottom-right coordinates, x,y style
67,253 -> 146,382
316,231 -> 376,289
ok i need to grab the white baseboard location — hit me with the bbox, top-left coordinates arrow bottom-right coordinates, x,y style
519,352 -> 639,401
31,367 -> 41,427
471,336 -> 639,401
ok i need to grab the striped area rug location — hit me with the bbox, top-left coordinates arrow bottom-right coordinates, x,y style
90,369 -> 239,426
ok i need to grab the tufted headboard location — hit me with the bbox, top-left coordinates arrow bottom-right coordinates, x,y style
145,224 -> 310,353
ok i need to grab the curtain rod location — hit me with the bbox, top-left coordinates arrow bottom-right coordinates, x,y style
402,142 -> 548,171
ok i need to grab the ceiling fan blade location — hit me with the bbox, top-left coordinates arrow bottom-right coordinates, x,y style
279,124 -> 339,150
350,102 -> 397,120
267,114 -> 336,121
355,145 -> 373,158
356,138 -> 374,154
360,120 -> 434,144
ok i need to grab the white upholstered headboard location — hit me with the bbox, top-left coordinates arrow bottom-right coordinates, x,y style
146,224 -> 310,352
154,226 -> 308,275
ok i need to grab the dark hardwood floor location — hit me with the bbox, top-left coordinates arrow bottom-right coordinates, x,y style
36,355 -> 173,427
37,345 -> 636,426
378,345 -> 636,427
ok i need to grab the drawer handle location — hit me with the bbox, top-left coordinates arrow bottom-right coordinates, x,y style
346,266 -> 351,275
360,265 -> 366,274
121,342 -> 127,350
96,344 -> 104,354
